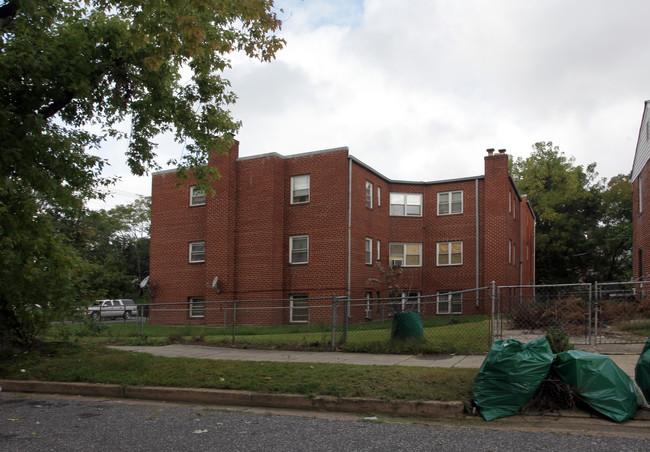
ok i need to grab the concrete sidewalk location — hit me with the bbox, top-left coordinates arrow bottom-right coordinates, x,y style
110,342 -> 646,380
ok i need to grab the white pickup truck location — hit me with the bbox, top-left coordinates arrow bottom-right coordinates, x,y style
88,299 -> 138,320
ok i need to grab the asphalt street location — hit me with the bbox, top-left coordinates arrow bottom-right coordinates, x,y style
2,393 -> 650,452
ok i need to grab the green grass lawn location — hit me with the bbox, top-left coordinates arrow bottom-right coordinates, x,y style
47,315 -> 491,355
0,342 -> 477,403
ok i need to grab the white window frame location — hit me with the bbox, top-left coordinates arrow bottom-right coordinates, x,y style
365,237 -> 372,265
376,239 -> 381,261
400,291 -> 421,313
437,291 -> 462,314
290,294 -> 309,323
365,292 -> 373,319
437,241 -> 462,266
389,193 -> 423,217
190,186 -> 206,206
189,297 -> 205,318
389,243 -> 422,267
291,174 -> 310,204
366,181 -> 373,208
189,241 -> 205,263
290,235 -> 309,264
437,190 -> 463,215
377,186 -> 381,206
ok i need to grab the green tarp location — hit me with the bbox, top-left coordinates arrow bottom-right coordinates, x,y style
472,337 -> 554,421
554,350 -> 641,423
390,312 -> 424,339
635,338 -> 650,403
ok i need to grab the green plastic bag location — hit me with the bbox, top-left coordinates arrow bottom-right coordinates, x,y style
554,350 -> 640,422
634,338 -> 650,404
390,312 -> 424,339
472,337 -> 554,421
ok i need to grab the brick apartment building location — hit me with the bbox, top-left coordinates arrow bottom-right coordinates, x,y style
149,141 -> 535,326
633,100 -> 650,280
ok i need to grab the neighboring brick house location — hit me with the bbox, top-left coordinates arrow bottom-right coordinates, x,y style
632,100 -> 650,280
149,141 -> 535,325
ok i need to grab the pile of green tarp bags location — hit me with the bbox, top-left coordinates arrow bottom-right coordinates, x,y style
472,337 -> 650,422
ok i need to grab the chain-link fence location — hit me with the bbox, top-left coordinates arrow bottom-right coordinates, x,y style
74,281 -> 650,353
80,289 -> 493,354
493,283 -> 593,345
593,281 -> 650,344
493,281 -> 650,346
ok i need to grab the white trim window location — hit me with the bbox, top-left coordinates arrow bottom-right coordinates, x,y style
390,192 -> 422,216
400,291 -> 421,313
377,186 -> 381,206
290,294 -> 309,323
291,174 -> 310,204
189,241 -> 205,263
190,186 -> 206,206
189,297 -> 205,318
437,241 -> 462,266
365,237 -> 372,264
437,291 -> 462,314
366,181 -> 373,208
437,190 -> 462,215
376,239 -> 381,261
389,243 -> 422,267
365,292 -> 373,319
290,235 -> 309,264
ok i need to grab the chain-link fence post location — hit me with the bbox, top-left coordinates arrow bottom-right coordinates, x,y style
490,280 -> 496,345
331,294 -> 337,351
342,297 -> 349,345
232,300 -> 237,344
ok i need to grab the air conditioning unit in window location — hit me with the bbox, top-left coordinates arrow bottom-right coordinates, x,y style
390,259 -> 403,267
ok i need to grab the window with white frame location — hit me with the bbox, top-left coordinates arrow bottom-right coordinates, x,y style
437,291 -> 462,314
365,237 -> 372,264
290,235 -> 309,264
437,241 -> 462,266
190,186 -> 206,206
365,292 -> 373,318
389,243 -> 422,267
366,181 -> 373,208
640,175 -> 643,214
290,294 -> 309,323
437,191 -> 463,215
189,297 -> 205,318
389,193 -> 422,216
189,241 -> 205,263
377,186 -> 381,206
400,291 -> 421,312
376,239 -> 381,261
291,174 -> 310,204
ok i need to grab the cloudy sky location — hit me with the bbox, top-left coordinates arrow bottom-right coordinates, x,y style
91,0 -> 650,209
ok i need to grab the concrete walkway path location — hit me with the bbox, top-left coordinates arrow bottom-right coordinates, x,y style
111,342 -> 646,380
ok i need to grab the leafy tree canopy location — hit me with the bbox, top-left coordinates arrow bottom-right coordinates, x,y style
511,142 -> 631,283
0,0 -> 284,348
1,0 -> 284,205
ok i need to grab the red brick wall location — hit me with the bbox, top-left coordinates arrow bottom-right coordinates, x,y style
149,144 -> 535,324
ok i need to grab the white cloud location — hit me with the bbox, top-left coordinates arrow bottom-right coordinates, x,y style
98,0 -> 650,208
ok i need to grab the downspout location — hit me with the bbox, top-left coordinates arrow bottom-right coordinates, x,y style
347,157 -> 352,301
475,178 -> 480,307
519,198 -> 523,302
519,199 -> 523,286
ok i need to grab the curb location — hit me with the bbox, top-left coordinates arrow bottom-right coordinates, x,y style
0,379 -> 465,419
